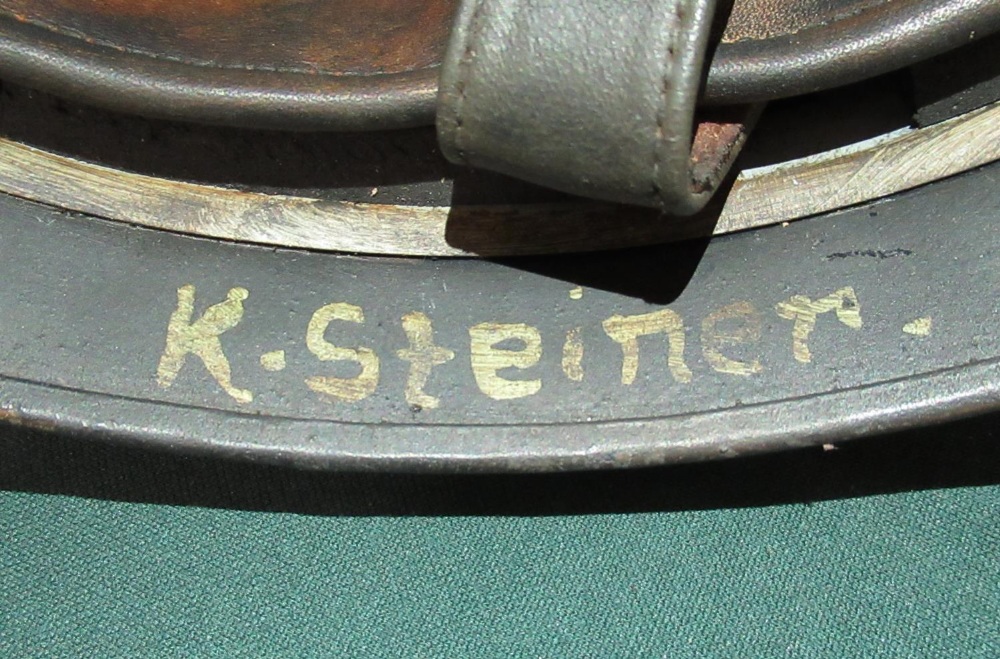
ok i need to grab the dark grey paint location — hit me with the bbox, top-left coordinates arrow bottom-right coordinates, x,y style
0,163 -> 997,471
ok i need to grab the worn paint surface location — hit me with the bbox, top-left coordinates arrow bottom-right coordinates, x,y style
0,162 -> 995,467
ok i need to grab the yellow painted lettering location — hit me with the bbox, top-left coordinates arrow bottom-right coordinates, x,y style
157,285 -> 253,404
305,303 -> 379,401
603,309 -> 692,384
396,312 -> 455,410
701,301 -> 763,376
469,323 -> 542,400
562,327 -> 584,382
775,287 -> 862,363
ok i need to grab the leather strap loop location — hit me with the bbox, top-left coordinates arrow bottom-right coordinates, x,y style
436,0 -> 732,213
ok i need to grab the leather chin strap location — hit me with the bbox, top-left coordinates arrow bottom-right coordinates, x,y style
436,0 -> 746,214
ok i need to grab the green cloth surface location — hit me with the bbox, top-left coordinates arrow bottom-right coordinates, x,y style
3,486 -> 999,657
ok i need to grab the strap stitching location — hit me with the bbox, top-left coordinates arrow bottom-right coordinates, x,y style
652,0 -> 686,208
451,0 -> 489,165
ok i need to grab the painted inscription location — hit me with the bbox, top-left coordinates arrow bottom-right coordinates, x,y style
397,311 -> 455,410
774,287 -> 862,363
157,285 -> 253,403
903,317 -> 933,337
469,323 -> 543,400
156,284 -> 886,405
701,301 -> 763,377
305,303 -> 380,402
603,309 -> 692,385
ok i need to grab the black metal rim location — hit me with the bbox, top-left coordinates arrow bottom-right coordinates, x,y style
1,158 -> 997,473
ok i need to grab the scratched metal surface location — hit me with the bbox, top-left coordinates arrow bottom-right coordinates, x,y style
0,162 -> 997,470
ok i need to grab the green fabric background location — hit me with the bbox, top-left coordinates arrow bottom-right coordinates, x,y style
2,418 -> 999,657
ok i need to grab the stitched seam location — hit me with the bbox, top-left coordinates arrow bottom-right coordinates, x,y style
652,0 -> 685,207
451,0 -> 489,165
5,13 -> 430,78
